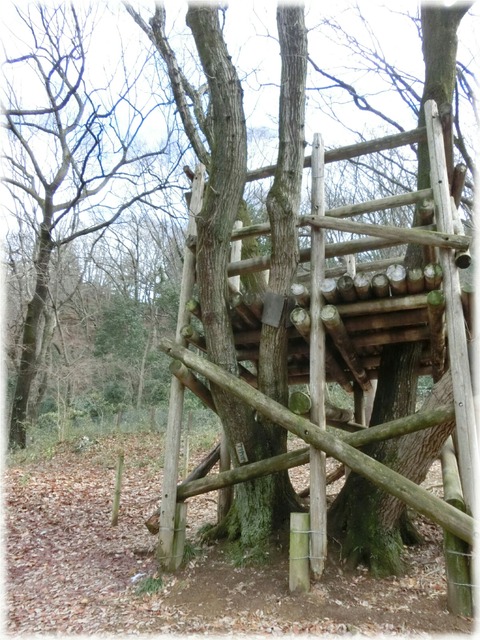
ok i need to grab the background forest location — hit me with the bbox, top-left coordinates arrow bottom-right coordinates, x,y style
2,1 -> 477,453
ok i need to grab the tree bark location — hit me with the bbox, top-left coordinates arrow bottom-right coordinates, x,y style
329,370 -> 457,575
10,215 -> 54,449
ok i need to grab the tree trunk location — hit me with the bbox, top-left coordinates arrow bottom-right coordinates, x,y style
9,219 -> 54,449
254,4 -> 308,536
328,2 -> 472,575
328,370 -> 455,576
186,5 -> 308,552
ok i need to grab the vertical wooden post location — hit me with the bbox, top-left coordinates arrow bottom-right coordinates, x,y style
217,434 -> 233,522
440,437 -> 473,617
111,451 -> 124,526
182,411 -> 192,480
424,100 -> 478,515
289,512 -> 310,593
229,220 -> 243,292
157,164 -> 205,570
171,502 -> 188,571
364,380 -> 377,427
309,133 -> 327,579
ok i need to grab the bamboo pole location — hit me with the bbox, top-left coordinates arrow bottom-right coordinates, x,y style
158,339 -> 474,545
111,451 -> 124,527
309,132 -> 327,578
157,163 -> 205,570
425,99 -> 478,514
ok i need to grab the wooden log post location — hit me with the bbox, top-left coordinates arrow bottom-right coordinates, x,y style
309,132 -> 328,579
386,264 -> 408,296
229,220 -> 243,292
424,263 -> 443,290
406,267 -> 425,294
337,274 -> 357,302
425,99 -> 478,515
172,403 -> 456,503
170,360 -> 216,411
171,503 -> 187,571
111,451 -> 124,527
321,305 -> 372,392
371,273 -> 390,298
289,513 -> 310,593
426,290 -> 446,382
320,278 -> 340,304
291,283 -> 310,307
157,163 -> 205,571
353,272 -> 372,300
440,437 -> 473,617
451,197 -> 472,270
157,338 -> 474,545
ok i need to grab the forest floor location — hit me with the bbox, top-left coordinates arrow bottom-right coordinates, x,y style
5,431 -> 475,637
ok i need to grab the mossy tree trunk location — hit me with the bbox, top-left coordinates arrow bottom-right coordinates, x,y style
185,5 -> 307,551
328,2 -> 472,575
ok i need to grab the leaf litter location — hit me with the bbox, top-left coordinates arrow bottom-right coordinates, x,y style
5,433 -> 474,636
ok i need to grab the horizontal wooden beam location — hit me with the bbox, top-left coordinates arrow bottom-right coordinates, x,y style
175,403 -> 455,501
227,189 -> 433,242
305,216 -> 470,252
245,127 -> 426,183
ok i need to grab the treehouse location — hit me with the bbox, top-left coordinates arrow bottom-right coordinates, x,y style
154,100 -> 477,612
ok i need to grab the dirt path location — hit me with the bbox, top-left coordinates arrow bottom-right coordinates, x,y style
5,434 -> 474,635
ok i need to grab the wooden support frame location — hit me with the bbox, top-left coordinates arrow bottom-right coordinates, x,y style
158,338 -> 474,545
425,99 -> 478,514
157,164 -> 206,571
309,133 -> 328,578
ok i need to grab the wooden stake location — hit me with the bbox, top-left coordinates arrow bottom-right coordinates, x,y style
111,451 -> 124,527
440,437 -> 473,617
170,503 -> 187,571
289,513 -> 310,593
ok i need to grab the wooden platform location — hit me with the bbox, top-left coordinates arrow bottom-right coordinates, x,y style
181,258 -> 473,394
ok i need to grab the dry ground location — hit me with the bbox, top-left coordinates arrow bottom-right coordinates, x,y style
5,431 -> 475,636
